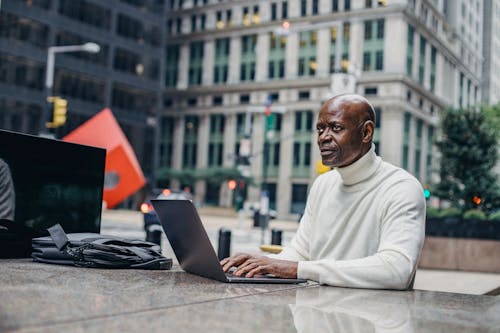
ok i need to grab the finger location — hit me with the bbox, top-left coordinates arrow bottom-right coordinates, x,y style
245,265 -> 267,278
221,254 -> 249,272
235,262 -> 259,276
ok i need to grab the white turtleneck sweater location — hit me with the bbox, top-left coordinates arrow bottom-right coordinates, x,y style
273,146 -> 425,290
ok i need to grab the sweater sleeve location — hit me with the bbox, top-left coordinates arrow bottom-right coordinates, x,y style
297,179 -> 426,290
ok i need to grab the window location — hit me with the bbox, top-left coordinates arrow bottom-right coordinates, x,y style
189,41 -> 204,85
165,44 -> 180,87
298,31 -> 318,77
271,3 -> 277,20
241,35 -> 257,81
213,96 -> 223,105
332,0 -> 338,11
406,25 -> 414,77
240,94 -> 250,104
419,36 -> 426,85
214,38 -> 230,84
362,20 -> 384,71
364,87 -> 378,95
301,0 -> 307,15
282,1 -> 288,18
298,91 -> 310,100
187,98 -> 197,106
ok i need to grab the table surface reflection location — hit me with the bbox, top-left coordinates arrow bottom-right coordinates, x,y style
1,259 -> 499,333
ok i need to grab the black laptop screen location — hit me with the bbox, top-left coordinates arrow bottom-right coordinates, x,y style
0,130 -> 105,236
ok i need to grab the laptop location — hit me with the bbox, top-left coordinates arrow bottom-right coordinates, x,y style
151,199 -> 307,284
0,130 -> 105,258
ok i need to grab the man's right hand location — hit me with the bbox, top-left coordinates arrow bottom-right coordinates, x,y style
220,253 -> 298,278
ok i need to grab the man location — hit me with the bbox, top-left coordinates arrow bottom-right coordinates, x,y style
221,94 -> 425,290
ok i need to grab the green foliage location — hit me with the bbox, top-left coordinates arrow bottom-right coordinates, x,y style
438,207 -> 462,218
462,209 -> 487,220
434,107 -> 500,213
488,211 -> 500,221
157,166 -> 253,187
426,206 -> 441,219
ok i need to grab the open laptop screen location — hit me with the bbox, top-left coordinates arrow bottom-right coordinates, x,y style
0,130 -> 105,241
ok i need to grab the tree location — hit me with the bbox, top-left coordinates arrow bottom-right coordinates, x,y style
435,106 -> 500,212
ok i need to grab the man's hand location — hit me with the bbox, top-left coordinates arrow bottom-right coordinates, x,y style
220,253 -> 298,278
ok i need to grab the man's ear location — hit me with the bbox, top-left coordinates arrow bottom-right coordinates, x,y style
361,121 -> 374,143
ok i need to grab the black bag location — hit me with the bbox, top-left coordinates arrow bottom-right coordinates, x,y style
32,224 -> 172,270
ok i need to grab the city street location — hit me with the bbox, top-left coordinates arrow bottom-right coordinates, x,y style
101,208 -> 500,296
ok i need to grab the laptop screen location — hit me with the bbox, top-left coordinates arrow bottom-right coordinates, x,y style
0,130 -> 105,237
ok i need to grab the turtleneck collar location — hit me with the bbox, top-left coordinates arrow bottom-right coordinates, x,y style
336,144 -> 381,186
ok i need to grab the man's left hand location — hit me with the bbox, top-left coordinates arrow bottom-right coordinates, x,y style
220,253 -> 298,278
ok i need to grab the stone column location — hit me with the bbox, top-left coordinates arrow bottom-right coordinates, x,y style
171,115 -> 185,190
194,114 -> 210,204
277,110 -> 294,216
228,36 -> 241,84
316,28 -> 330,78
177,44 -> 189,90
220,114 -> 237,207
202,39 -> 215,85
379,108 -> 404,167
384,16 -> 406,74
420,124 -> 429,184
248,113 -> 265,203
285,33 -> 298,78
255,33 -> 270,82
408,114 -> 416,174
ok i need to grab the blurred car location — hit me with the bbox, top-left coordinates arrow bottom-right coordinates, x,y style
140,189 -> 192,229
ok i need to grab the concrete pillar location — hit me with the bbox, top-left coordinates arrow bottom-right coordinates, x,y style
424,39 -> 431,90
277,111 -> 294,216
288,0 -> 300,18
420,124 -> 428,184
408,114 -> 416,174
248,114 -> 265,203
349,20 -> 363,73
194,114 -> 210,204
228,36 -> 241,84
285,33 -> 298,78
255,33 -> 270,82
171,115 -> 185,189
412,32 -> 419,80
202,39 -> 215,85
379,108 -> 404,167
435,52 -> 444,97
316,28 -> 330,78
220,114 -> 237,207
384,16 -> 406,74
177,44 -> 189,89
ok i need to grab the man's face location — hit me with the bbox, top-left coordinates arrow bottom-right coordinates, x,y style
316,100 -> 365,168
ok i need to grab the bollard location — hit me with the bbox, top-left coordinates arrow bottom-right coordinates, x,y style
146,224 -> 162,248
271,229 -> 282,245
217,228 -> 231,260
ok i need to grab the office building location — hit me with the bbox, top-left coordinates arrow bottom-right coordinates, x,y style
482,0 -> 500,105
160,0 -> 482,217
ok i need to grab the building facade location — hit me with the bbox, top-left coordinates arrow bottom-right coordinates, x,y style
482,0 -> 500,105
0,0 -> 166,205
160,0 -> 482,218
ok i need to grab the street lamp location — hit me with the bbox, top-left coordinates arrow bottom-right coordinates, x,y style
41,43 -> 100,135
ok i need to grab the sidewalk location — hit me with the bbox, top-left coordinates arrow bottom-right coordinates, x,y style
101,209 -> 500,295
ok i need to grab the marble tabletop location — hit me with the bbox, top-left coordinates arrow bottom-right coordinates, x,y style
1,259 -> 499,333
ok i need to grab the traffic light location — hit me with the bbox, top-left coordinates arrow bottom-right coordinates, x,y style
46,96 -> 67,128
423,185 -> 431,199
227,179 -> 237,190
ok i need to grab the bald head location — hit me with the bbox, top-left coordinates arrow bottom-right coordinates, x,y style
324,94 -> 376,125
